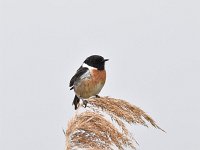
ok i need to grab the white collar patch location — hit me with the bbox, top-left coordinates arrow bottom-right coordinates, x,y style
82,63 -> 97,70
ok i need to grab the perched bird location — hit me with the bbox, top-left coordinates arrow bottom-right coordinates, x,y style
69,55 -> 109,110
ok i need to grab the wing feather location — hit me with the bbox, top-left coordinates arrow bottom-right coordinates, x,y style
69,67 -> 89,89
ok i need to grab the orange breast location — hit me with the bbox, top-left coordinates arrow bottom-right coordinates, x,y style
92,69 -> 106,84
74,69 -> 106,98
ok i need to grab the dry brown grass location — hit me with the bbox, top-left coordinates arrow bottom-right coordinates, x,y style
87,97 -> 165,132
66,96 -> 164,150
66,111 -> 135,150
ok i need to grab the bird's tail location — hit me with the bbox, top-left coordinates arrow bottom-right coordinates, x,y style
73,95 -> 80,110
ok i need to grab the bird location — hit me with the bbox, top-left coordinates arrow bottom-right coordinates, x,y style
69,55 -> 109,110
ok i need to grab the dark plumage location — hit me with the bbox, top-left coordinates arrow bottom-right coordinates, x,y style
69,67 -> 88,90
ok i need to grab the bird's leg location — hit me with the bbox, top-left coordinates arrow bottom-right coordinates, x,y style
96,95 -> 100,98
82,99 -> 88,108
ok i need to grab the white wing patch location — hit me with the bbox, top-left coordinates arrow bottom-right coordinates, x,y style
79,69 -> 91,80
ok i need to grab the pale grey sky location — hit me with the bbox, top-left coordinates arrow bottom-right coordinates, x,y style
1,0 -> 200,150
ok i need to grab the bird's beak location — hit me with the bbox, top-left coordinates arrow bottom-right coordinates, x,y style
104,59 -> 109,62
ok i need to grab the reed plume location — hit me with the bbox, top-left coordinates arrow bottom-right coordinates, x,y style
66,97 -> 164,150
87,97 -> 165,131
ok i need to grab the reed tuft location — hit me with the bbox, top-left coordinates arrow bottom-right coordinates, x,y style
66,96 -> 164,150
87,97 -> 165,132
66,111 -> 135,150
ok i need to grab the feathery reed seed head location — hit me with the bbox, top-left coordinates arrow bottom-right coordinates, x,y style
66,96 -> 165,150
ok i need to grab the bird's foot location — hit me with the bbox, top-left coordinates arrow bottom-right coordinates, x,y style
82,100 -> 88,108
96,95 -> 100,98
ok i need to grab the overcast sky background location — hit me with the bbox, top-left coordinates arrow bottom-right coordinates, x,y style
1,0 -> 200,150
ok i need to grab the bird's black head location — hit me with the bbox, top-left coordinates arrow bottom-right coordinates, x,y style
84,55 -> 109,70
